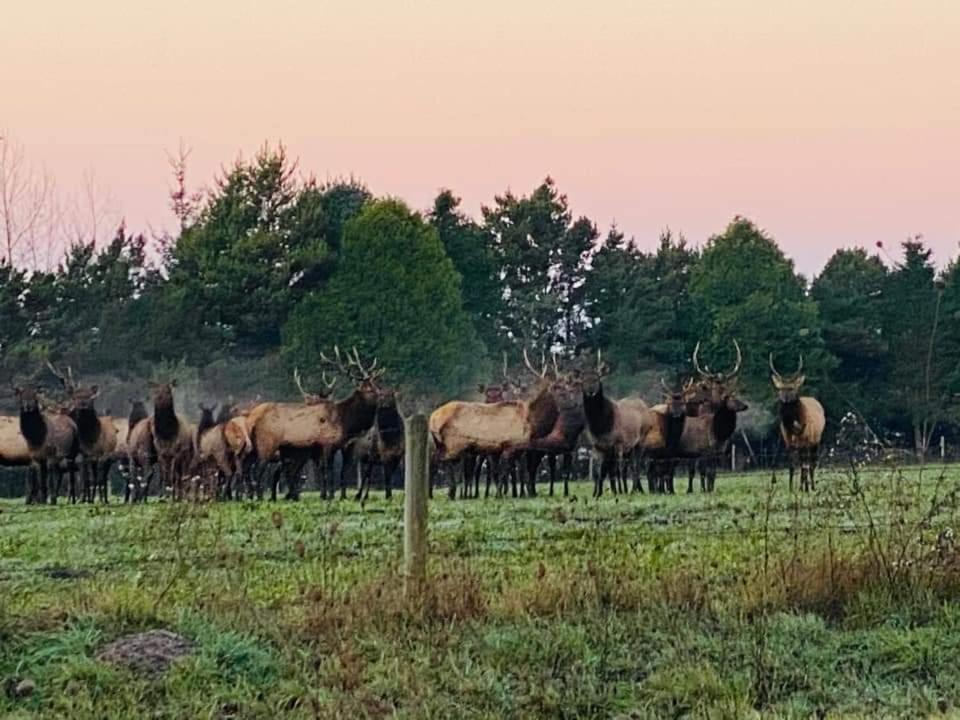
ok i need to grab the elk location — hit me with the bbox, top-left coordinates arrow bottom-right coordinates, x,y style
0,414 -> 35,499
246,349 -> 381,501
580,350 -> 654,497
47,363 -> 118,503
150,381 -> 195,501
430,349 -> 563,500
770,353 -> 826,492
124,400 -> 155,502
349,386 -> 405,502
461,353 -> 523,500
192,403 -> 243,500
645,377 -> 697,494
15,385 -> 78,504
525,355 -> 586,498
677,341 -> 748,493
317,348 -> 386,500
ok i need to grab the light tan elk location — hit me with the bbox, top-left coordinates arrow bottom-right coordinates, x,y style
150,381 -> 196,500
47,362 -> 118,503
645,376 -> 697,494
124,399 -> 155,502
770,353 -> 825,492
1,414 -> 36,499
430,349 -> 563,500
580,350 -> 659,497
14,385 -> 78,504
675,341 -> 748,493
191,403 -> 236,500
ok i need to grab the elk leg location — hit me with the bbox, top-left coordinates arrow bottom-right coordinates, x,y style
548,454 -> 557,497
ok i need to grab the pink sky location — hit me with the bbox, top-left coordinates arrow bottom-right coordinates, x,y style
4,0 -> 959,276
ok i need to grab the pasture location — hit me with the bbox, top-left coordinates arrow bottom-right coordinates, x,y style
2,464 -> 960,719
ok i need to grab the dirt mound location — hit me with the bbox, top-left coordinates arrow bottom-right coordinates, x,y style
96,629 -> 195,677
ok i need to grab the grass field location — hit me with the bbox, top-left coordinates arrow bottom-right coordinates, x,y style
2,464 -> 960,719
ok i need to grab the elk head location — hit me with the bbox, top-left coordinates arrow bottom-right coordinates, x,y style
580,349 -> 611,399
547,352 -> 583,411
14,385 -> 41,413
294,367 -> 338,406
320,346 -> 386,404
47,361 -> 101,413
769,353 -> 805,404
478,352 -> 515,403
149,380 -> 177,409
693,340 -> 747,413
661,376 -> 695,419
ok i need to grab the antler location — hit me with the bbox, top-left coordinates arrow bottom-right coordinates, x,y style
319,345 -> 350,375
660,376 -> 673,393
795,354 -> 804,376
769,353 -> 782,380
320,371 -> 338,395
46,361 -> 76,394
293,367 -> 310,401
729,339 -> 742,377
551,352 -> 560,379
502,351 -> 509,380
692,341 -> 707,378
523,347 -> 548,378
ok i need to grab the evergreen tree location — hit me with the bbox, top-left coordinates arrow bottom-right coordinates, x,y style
283,199 -> 477,394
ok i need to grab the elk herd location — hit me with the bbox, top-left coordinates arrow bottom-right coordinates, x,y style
0,342 -> 827,506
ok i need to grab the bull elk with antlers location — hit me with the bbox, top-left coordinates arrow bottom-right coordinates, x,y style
245,367 -> 342,501
347,386 -> 405,502
770,354 -> 825,492
430,349 -> 564,500
677,341 -> 748,493
47,363 -> 118,503
524,353 -> 585,498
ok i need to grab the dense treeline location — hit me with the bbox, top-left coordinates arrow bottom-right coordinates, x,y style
1,144 -> 958,453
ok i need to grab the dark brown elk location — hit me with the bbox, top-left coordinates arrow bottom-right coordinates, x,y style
349,387 -> 405,502
677,341 -> 748,493
15,385 -> 78,504
770,353 -> 826,492
580,351 -> 656,497
430,349 -> 563,500
317,348 -> 386,500
47,363 -> 118,503
525,355 -> 586,497
150,381 -> 195,501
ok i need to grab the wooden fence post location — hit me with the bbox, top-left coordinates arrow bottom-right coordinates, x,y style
404,413 -> 429,598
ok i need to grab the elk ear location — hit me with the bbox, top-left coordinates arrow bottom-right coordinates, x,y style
170,379 -> 178,388
770,375 -> 783,390
795,374 -> 806,387
730,398 -> 748,412
477,384 -> 486,393
89,385 -> 99,396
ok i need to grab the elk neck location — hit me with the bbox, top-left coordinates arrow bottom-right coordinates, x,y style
582,386 -> 615,438
559,406 -> 586,444
19,405 -> 48,449
376,404 -> 404,445
154,401 -> 180,441
337,390 -> 378,438
778,398 -> 803,432
527,384 -> 560,439
73,406 -> 102,448
710,403 -> 738,445
665,412 -> 687,451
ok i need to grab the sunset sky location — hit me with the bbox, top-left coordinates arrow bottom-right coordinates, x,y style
4,0 -> 959,275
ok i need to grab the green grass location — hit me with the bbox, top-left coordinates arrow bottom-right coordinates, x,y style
2,464 -> 960,718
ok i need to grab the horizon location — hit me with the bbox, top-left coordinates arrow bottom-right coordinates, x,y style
4,0 -> 959,276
